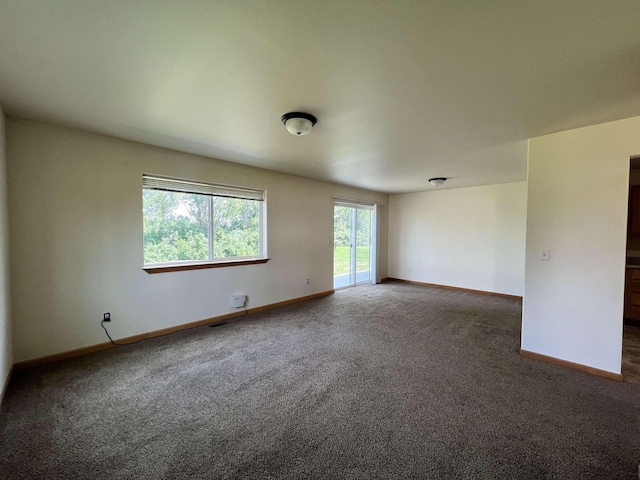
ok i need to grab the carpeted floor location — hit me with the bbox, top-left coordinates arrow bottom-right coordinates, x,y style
1,282 -> 639,479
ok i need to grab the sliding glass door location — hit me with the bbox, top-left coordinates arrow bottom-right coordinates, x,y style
334,202 -> 373,289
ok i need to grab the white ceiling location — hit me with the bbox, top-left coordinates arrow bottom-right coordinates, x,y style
1,1 -> 640,194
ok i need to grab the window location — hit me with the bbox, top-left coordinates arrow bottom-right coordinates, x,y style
142,175 -> 266,271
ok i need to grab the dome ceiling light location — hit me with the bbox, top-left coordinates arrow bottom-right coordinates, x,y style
429,177 -> 447,187
281,112 -> 317,136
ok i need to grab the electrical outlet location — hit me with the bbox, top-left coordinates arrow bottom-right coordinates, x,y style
103,312 -> 111,322
306,278 -> 310,285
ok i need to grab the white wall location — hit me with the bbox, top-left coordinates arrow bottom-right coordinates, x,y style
523,116 -> 640,374
388,182 -> 527,296
6,119 -> 388,362
0,106 -> 12,392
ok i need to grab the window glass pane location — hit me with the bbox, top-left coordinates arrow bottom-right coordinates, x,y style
356,208 -> 371,277
213,197 -> 259,258
143,190 -> 210,264
333,206 -> 352,276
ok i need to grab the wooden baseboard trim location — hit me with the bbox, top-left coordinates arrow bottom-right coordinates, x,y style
14,290 -> 335,370
14,342 -> 117,370
623,317 -> 640,328
1,365 -> 14,407
386,278 -> 522,300
107,311 -> 247,345
14,311 -> 248,370
246,290 -> 334,314
520,349 -> 623,382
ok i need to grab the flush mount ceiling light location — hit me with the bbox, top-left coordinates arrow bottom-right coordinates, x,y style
429,177 -> 447,187
281,112 -> 317,136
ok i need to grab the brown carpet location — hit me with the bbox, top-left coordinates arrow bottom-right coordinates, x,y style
1,282 -> 639,479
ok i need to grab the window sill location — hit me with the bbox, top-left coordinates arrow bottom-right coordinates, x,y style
143,258 -> 270,274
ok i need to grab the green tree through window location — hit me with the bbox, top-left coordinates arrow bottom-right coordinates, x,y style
213,197 -> 260,258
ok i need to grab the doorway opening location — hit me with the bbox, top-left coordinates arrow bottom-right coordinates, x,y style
333,201 -> 376,289
623,157 -> 640,384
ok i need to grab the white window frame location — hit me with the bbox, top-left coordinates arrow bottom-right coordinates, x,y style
142,174 -> 267,272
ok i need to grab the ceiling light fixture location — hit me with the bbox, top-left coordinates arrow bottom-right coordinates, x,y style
429,177 -> 447,187
281,112 -> 317,136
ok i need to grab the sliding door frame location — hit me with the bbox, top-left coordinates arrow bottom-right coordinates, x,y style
333,197 -> 381,288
